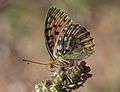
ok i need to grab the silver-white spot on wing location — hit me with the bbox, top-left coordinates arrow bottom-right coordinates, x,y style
64,36 -> 68,41
56,44 -> 63,50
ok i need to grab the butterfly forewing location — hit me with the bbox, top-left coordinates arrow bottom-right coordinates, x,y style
53,24 -> 95,60
45,7 -> 73,60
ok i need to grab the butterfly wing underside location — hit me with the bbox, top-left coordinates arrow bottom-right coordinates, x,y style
45,7 -> 72,60
53,24 -> 95,60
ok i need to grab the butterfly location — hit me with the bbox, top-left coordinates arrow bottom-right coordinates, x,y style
44,7 -> 95,67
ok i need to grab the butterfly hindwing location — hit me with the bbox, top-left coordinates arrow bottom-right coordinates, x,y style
45,7 -> 73,60
53,24 -> 95,60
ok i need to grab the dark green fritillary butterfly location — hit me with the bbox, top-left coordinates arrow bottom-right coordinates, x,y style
44,7 -> 95,66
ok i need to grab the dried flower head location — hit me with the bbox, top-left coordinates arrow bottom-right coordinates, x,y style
33,61 -> 92,92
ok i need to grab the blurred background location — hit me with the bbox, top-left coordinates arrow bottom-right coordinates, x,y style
0,0 -> 120,92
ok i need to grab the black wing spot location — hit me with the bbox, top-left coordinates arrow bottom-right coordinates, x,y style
55,31 -> 59,35
59,25 -> 62,27
53,24 -> 57,28
47,35 -> 54,40
49,35 -> 54,39
49,44 -> 54,48
47,27 -> 52,30
48,41 -> 54,46
81,27 -> 86,33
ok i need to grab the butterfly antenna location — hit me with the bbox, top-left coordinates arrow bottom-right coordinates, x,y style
21,59 -> 48,65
